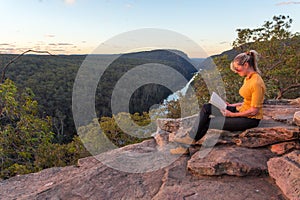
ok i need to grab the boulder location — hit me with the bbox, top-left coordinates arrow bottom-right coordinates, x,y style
187,146 -> 274,176
153,130 -> 170,149
156,114 -> 197,133
235,127 -> 299,148
293,111 -> 300,127
290,98 -> 300,105
268,150 -> 300,200
263,102 -> 300,125
269,141 -> 300,155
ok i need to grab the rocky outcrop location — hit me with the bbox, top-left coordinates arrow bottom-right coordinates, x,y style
270,141 -> 300,155
188,146 -> 274,176
294,111 -> 300,127
268,151 -> 300,200
263,99 -> 300,126
0,101 -> 299,200
235,127 -> 299,147
153,101 -> 300,199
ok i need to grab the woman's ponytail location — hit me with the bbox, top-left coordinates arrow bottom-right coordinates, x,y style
248,50 -> 261,75
231,50 -> 262,74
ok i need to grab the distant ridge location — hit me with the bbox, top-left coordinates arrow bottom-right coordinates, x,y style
211,48 -> 239,60
198,48 -> 239,70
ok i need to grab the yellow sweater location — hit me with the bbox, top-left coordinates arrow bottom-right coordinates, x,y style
237,72 -> 266,119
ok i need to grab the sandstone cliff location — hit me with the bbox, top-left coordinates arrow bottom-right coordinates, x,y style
0,100 -> 299,200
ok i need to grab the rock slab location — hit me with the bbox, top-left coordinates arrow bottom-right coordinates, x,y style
267,150 -> 300,200
1,102 -> 299,199
188,146 -> 274,177
293,111 -> 300,127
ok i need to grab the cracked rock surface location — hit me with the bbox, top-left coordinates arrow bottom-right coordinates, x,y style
1,101 -> 299,200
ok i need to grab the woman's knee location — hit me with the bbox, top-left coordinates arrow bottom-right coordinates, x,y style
202,103 -> 211,114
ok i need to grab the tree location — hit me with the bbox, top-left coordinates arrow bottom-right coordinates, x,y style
0,52 -> 92,179
99,112 -> 152,147
165,15 -> 300,118
0,79 -> 90,179
232,15 -> 300,99
0,79 -> 54,178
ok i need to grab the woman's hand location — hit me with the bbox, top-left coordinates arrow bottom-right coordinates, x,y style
222,107 -> 259,118
221,109 -> 235,117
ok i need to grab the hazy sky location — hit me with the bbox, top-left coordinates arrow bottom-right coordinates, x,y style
1,0 -> 300,57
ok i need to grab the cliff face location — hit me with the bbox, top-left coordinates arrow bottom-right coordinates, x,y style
1,100 -> 299,200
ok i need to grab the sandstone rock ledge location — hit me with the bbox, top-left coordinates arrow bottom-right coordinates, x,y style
0,102 -> 299,200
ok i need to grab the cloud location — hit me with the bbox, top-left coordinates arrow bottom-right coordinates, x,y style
49,49 -> 66,52
0,47 -> 25,54
0,47 -> 14,51
48,43 -> 73,46
64,0 -> 76,5
276,1 -> 300,6
57,43 -> 73,46
0,43 -> 11,46
44,34 -> 56,38
219,41 -> 229,45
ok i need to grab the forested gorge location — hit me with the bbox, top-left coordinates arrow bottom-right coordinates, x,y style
0,50 -> 197,143
0,15 -> 299,179
0,49 -> 198,178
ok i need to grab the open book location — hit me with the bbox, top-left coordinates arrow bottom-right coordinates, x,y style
209,92 -> 227,111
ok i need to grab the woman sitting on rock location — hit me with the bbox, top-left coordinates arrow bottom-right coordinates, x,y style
170,50 -> 266,154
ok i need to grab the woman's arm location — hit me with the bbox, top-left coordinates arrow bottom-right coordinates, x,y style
223,106 -> 259,117
226,102 -> 243,107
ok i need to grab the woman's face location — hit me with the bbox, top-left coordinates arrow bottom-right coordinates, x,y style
232,61 -> 248,77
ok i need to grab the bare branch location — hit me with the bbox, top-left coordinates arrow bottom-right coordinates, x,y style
267,60 -> 284,70
1,50 -> 55,83
276,83 -> 300,99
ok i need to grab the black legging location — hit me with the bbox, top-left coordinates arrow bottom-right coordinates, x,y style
190,103 -> 260,141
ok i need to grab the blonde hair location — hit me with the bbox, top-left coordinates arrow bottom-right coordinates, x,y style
230,50 -> 261,74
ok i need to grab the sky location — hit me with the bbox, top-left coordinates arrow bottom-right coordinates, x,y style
0,0 -> 300,57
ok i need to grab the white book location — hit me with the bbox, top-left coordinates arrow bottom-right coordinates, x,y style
209,92 -> 227,111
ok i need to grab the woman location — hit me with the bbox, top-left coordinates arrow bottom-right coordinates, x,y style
170,50 -> 266,154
